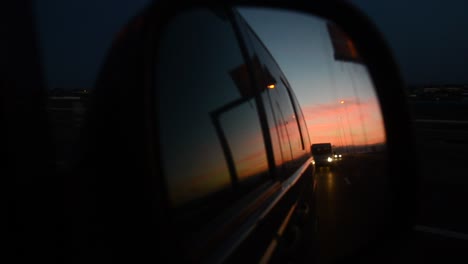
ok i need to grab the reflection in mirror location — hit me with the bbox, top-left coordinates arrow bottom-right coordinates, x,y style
156,6 -> 391,263
238,7 -> 389,263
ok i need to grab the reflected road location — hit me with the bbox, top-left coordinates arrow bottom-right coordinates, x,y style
314,152 -> 390,264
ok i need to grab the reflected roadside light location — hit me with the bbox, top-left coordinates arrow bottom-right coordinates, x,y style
267,84 -> 275,89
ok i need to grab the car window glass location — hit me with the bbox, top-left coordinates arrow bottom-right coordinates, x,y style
248,32 -> 304,158
236,17 -> 309,176
287,77 -> 311,149
156,9 -> 270,211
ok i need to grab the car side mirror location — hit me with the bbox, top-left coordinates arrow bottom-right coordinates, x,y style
82,1 -> 418,263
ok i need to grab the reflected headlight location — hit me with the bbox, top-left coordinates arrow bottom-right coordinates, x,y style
327,157 -> 333,162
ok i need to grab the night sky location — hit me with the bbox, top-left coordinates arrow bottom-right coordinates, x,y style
34,0 -> 151,90
350,0 -> 468,86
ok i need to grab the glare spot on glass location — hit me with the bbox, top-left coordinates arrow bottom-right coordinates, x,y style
267,84 -> 275,89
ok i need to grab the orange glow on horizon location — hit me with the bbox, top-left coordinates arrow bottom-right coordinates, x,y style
303,97 -> 386,147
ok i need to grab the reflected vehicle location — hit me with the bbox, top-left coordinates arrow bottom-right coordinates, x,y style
311,143 -> 334,167
333,151 -> 342,161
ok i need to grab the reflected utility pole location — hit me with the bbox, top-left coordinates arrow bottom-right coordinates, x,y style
340,100 -> 355,153
347,65 -> 368,152
338,115 -> 348,153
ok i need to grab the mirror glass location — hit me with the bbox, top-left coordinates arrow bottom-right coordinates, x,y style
236,7 -> 389,263
156,7 -> 390,263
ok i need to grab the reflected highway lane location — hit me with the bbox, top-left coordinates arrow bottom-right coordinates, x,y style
314,154 -> 390,264
316,166 -> 357,264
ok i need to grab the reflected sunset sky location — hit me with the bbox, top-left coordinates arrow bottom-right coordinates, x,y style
238,7 -> 386,148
